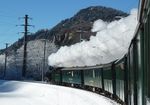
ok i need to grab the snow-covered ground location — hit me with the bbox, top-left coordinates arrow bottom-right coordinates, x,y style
0,80 -> 118,105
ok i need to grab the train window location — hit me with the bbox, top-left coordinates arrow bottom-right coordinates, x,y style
115,62 -> 125,101
146,99 -> 150,105
84,70 -> 94,86
94,69 -> 102,88
71,71 -> 74,77
92,70 -> 95,78
103,66 -> 113,94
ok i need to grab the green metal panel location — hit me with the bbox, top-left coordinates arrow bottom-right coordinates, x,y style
147,9 -> 150,99
127,53 -> 131,105
51,70 -> 61,83
136,30 -> 144,105
144,8 -> 150,105
143,10 -> 150,105
129,44 -> 135,105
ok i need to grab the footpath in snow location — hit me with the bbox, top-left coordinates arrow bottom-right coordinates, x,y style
0,80 -> 118,105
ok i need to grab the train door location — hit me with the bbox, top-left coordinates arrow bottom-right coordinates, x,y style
135,29 -> 144,105
128,42 -> 138,105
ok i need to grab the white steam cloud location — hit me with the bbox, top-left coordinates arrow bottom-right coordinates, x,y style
48,9 -> 138,67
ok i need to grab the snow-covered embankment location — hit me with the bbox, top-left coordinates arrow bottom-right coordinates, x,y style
0,80 -> 118,105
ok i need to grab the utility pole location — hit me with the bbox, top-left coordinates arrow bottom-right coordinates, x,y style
76,19 -> 87,42
41,30 -> 48,82
14,40 -> 19,80
18,15 -> 33,78
76,30 -> 87,42
42,39 -> 46,82
22,15 -> 28,78
4,43 -> 8,79
39,39 -> 47,82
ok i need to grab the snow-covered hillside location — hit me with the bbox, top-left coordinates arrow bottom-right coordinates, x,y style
0,40 -> 58,80
0,80 -> 118,105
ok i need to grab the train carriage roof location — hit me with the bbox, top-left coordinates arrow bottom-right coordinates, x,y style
60,62 -> 113,71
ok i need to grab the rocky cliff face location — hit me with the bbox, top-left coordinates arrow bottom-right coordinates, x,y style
49,6 -> 128,46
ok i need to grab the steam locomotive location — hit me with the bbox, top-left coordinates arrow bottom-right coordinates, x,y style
48,0 -> 150,105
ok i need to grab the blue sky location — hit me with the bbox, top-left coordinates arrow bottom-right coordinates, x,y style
0,0 -> 138,49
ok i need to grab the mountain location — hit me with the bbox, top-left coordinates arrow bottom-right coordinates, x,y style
47,6 -> 128,46
0,6 -> 128,80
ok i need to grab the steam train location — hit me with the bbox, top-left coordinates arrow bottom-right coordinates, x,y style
48,0 -> 150,105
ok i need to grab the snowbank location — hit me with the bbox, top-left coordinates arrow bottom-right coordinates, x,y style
48,9 -> 138,67
0,80 -> 118,105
